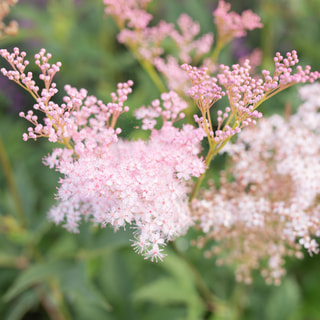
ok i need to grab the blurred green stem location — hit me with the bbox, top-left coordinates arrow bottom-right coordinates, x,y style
189,147 -> 216,202
171,242 -> 215,313
0,135 -> 27,228
37,281 -> 72,320
113,18 -> 167,93
137,56 -> 167,93
49,279 -> 73,320
210,39 -> 225,64
30,248 -> 72,320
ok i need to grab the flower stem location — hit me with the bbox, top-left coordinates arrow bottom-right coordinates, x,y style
138,57 -> 168,93
189,147 -> 216,202
171,242 -> 216,313
36,281 -> 72,320
0,135 -> 27,228
210,40 -> 224,64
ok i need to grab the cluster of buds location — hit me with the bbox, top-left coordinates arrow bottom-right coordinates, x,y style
0,48 -> 132,156
182,50 -> 319,150
134,91 -> 187,130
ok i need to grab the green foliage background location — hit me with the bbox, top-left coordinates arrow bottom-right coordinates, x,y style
0,0 -> 320,319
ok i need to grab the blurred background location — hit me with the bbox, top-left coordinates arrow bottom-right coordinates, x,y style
0,0 -> 320,319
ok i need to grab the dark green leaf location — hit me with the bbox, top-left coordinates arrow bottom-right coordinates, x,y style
6,289 -> 39,320
4,261 -> 69,302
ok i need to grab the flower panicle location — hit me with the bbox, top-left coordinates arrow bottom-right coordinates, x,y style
0,48 -> 133,150
193,83 -> 320,284
181,50 -> 319,149
134,90 -> 187,130
213,0 -> 263,46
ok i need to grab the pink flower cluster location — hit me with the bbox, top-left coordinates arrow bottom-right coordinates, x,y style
213,0 -> 263,44
0,48 -> 131,149
103,0 -> 267,98
117,20 -> 175,62
181,64 -> 225,109
134,91 -> 187,130
0,48 -> 206,262
48,121 -> 205,262
103,0 -> 217,92
181,51 -> 319,148
1,2 -> 320,279
192,83 -> 320,284
103,0 -> 152,29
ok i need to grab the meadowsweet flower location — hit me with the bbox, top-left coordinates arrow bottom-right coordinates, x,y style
0,48 -> 133,149
1,47 -> 207,261
169,13 -> 213,64
192,83 -> 320,284
182,51 -> 319,149
103,0 -> 152,29
117,20 -> 175,62
135,90 -> 187,129
154,56 -> 190,92
213,0 -> 263,46
104,0 -> 214,88
48,120 -> 206,262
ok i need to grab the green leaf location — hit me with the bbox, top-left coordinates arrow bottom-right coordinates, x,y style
265,277 -> 301,320
0,252 -> 27,268
133,276 -> 204,320
46,232 -> 78,259
139,306 -> 186,320
160,252 -> 197,286
133,277 -> 191,304
4,260 -> 69,302
59,261 -> 112,311
133,252 -> 206,320
5,290 -> 39,320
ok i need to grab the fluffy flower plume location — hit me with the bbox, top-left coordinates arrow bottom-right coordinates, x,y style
46,101 -> 206,262
192,83 -> 320,284
0,47 -> 206,262
48,122 -> 205,262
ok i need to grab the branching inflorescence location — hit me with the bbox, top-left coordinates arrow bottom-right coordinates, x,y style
0,48 -> 206,262
1,0 -> 320,283
193,83 -> 320,284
